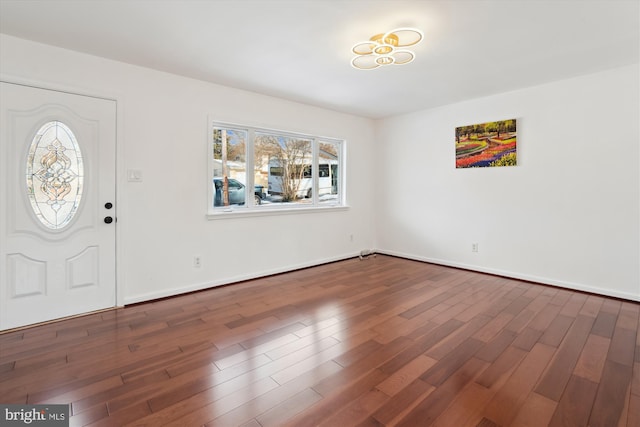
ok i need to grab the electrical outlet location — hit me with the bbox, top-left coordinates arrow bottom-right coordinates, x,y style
472,243 -> 479,252
193,256 -> 201,268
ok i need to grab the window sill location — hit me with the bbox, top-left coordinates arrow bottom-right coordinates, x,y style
206,204 -> 349,220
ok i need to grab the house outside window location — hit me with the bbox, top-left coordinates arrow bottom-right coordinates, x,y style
209,122 -> 344,216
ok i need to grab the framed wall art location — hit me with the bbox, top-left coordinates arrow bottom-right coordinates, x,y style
455,119 -> 517,168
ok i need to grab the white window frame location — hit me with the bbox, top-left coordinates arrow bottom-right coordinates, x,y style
207,120 -> 347,219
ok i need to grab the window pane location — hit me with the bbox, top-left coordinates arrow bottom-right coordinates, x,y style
27,121 -> 84,229
319,141 -> 340,204
209,122 -> 344,214
212,127 -> 247,208
256,132 -> 312,206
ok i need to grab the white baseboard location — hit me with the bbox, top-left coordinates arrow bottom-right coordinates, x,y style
123,249 -> 639,305
376,249 -> 640,302
123,251 -> 362,305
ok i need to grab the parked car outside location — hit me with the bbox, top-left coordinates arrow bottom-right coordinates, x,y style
213,177 -> 264,206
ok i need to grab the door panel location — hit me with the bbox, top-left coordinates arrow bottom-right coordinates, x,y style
0,82 -> 116,330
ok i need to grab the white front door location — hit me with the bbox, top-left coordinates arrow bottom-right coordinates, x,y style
0,82 -> 116,331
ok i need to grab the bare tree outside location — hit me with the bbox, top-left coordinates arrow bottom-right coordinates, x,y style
213,129 -> 246,163
211,124 -> 342,210
256,133 -> 312,202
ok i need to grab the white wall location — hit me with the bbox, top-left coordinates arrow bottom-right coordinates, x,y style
2,34 -> 638,305
0,35 -> 377,304
375,64 -> 640,301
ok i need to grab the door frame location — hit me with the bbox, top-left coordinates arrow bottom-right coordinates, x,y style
1,74 -> 126,310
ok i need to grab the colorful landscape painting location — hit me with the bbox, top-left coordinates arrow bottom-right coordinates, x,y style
455,119 -> 517,168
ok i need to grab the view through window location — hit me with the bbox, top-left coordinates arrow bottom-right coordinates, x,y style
211,123 -> 343,213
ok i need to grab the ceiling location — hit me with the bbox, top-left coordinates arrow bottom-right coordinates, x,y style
0,0 -> 638,119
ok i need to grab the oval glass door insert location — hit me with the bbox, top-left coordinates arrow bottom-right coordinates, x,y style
27,121 -> 84,230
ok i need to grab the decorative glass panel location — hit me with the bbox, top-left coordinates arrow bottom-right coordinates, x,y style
26,121 -> 84,229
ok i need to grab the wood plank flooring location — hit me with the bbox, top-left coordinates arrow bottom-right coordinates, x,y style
1,255 -> 638,426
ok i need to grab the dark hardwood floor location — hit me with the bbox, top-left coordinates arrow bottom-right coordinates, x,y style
1,255 -> 638,426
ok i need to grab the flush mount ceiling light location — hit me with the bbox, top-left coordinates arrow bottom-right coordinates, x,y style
351,28 -> 423,70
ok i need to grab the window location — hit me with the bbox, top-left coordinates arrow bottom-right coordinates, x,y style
212,127 -> 247,208
27,121 -> 84,229
209,122 -> 344,215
